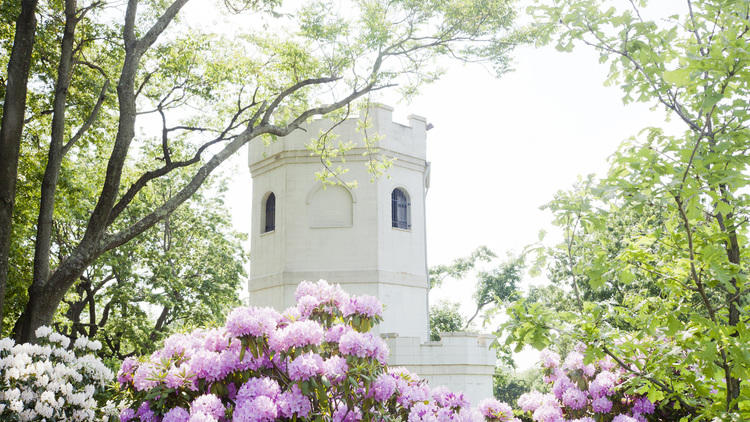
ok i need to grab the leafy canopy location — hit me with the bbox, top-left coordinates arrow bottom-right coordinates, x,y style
500,0 -> 749,419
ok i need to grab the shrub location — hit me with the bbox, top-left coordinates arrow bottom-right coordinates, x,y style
516,347 -> 656,422
0,327 -> 115,421
117,279 -> 517,422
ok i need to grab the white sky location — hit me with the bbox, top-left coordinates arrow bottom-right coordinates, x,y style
208,2 -> 685,370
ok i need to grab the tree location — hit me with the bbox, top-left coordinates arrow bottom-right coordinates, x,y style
429,301 -> 465,341
430,246 -> 523,329
429,247 -> 524,368
56,170 -> 246,363
493,366 -> 545,407
501,0 -> 749,417
430,245 -> 496,289
0,0 -> 39,331
0,0 -> 525,342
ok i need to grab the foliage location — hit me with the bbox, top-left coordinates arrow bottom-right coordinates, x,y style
501,0 -> 750,419
430,247 -> 523,329
430,246 -> 496,289
493,367 -> 545,408
57,169 -> 246,362
3,118 -> 246,359
116,280 -> 512,422
516,347 -> 659,422
429,301 -> 465,341
0,327 -> 116,420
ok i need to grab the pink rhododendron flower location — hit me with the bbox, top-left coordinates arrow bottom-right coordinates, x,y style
369,373 -> 397,401
287,352 -> 324,381
277,385 -> 312,418
268,320 -> 324,352
338,331 -> 388,363
190,394 -> 224,419
591,396 -> 613,413
162,407 -> 189,422
478,398 -> 513,421
333,403 -> 362,422
539,350 -> 560,369
561,388 -> 587,410
237,377 -> 280,402
225,307 -> 280,338
532,403 -> 563,422
233,395 -> 277,422
116,279 -> 520,422
341,294 -> 383,318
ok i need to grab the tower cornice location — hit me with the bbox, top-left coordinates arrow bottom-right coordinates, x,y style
248,147 -> 427,177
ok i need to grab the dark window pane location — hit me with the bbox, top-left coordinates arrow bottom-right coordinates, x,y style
391,188 -> 409,229
264,193 -> 275,232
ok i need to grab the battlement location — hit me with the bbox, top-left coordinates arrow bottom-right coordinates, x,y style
248,103 -> 428,171
384,331 -> 496,404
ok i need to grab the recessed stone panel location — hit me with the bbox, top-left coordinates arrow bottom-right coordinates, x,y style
307,185 -> 353,228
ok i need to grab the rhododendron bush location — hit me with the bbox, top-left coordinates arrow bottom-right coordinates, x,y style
516,348 -> 656,422
0,327 -> 115,421
118,280 -> 516,422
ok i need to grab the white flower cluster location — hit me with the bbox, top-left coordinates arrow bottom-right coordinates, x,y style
0,327 -> 114,421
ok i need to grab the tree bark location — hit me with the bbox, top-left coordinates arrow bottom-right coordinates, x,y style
32,0 -> 79,300
0,0 -> 39,332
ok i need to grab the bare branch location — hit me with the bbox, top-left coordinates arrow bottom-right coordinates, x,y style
63,77 -> 110,154
135,0 -> 190,55
261,76 -> 341,125
106,100 -> 256,225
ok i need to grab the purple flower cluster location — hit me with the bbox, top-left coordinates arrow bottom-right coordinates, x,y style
478,398 -> 516,421
295,279 -> 349,308
338,330 -> 388,364
225,307 -> 280,338
117,279 -> 503,422
369,373 -> 397,401
341,294 -> 383,318
268,320 -> 324,352
516,346 -> 657,422
287,352 -> 324,381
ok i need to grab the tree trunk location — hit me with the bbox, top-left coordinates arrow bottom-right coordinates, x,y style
32,0 -> 78,300
0,0 -> 39,332
14,247 -> 94,342
722,217 -> 741,410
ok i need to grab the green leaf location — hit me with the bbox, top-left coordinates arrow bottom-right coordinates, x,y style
663,68 -> 691,86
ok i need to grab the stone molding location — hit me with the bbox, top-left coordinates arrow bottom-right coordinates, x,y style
249,270 -> 429,292
249,148 -> 427,176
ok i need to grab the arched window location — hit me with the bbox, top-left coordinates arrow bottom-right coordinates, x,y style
391,188 -> 410,229
263,192 -> 275,233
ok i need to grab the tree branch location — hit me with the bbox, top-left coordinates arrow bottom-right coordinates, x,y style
63,73 -> 110,154
135,0 -> 190,55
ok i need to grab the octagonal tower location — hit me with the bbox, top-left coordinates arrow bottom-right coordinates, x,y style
248,103 -> 430,341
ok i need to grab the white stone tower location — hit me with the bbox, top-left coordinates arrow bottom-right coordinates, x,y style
248,104 -> 495,404
248,103 -> 430,341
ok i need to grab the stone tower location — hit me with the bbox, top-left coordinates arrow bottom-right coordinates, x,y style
247,103 -> 495,403
247,103 -> 430,341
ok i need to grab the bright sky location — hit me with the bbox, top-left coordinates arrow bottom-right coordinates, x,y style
214,2 -> 684,370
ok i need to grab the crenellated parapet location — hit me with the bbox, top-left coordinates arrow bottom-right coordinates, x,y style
383,332 -> 497,406
248,103 -> 428,177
